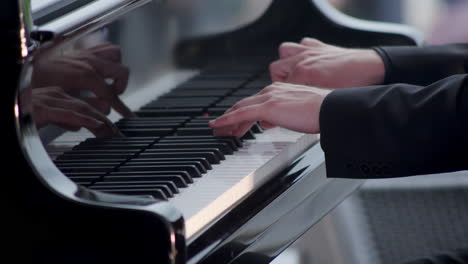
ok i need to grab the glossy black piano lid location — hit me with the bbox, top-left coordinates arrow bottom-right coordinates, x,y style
9,0 -> 421,263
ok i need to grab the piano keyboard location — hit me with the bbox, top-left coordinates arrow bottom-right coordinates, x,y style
46,63 -> 319,239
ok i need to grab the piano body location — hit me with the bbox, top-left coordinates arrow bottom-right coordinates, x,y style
2,0 -> 421,263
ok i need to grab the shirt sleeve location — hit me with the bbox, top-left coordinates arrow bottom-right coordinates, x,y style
319,74 -> 468,179
373,44 -> 468,85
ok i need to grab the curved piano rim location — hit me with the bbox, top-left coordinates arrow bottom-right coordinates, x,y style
7,1 -> 187,263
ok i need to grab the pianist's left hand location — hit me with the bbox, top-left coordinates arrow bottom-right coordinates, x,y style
269,38 -> 385,89
209,82 -> 331,138
32,86 -> 122,137
32,43 -> 135,118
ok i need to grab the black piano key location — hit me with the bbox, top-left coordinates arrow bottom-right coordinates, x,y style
241,129 -> 256,140
176,80 -> 246,90
135,108 -> 204,117
163,89 -> 231,97
151,142 -> 233,155
55,162 -> 121,168
67,175 -> 102,184
54,159 -> 125,164
73,144 -> 149,151
58,166 -> 115,173
58,150 -> 138,160
118,165 -> 202,178
184,122 -> 210,127
118,117 -> 190,121
206,107 -> 230,116
144,97 -> 219,108
175,127 -> 214,136
215,96 -> 248,107
244,80 -> 271,88
93,188 -> 167,200
80,138 -> 156,146
232,88 -> 264,96
116,123 -> 182,129
138,151 -> 220,164
250,123 -> 264,133
129,157 -> 212,170
57,153 -> 135,160
124,160 -> 207,174
82,137 -> 157,143
159,138 -> 238,151
162,135 -> 242,149
106,172 -> 190,187
63,149 -> 140,155
120,128 -> 174,137
91,184 -> 174,198
144,148 -> 225,161
92,181 -> 179,194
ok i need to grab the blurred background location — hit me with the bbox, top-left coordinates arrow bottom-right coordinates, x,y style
329,0 -> 468,44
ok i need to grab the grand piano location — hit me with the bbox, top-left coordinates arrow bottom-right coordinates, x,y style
2,0 -> 421,263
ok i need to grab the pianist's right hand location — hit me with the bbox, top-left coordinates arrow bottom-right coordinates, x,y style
32,87 -> 121,137
32,43 -> 135,118
269,38 -> 385,89
209,82 -> 331,138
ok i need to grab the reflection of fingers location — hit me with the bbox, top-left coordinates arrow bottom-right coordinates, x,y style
79,68 -> 134,118
54,96 -> 122,136
82,97 -> 111,115
86,56 -> 129,95
109,94 -> 136,118
45,106 -> 105,133
87,44 -> 122,62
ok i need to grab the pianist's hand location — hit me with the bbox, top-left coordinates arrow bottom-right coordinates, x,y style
32,43 -> 135,118
32,87 -> 122,137
269,38 -> 385,89
209,82 -> 331,137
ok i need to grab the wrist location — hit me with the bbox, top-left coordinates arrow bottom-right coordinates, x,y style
361,49 -> 385,85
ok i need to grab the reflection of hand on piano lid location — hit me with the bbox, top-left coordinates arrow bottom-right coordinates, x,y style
269,38 -> 385,89
209,82 -> 331,138
32,43 -> 135,118
31,86 -> 123,137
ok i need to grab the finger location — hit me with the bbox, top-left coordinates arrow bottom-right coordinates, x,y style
259,120 -> 276,129
40,105 -> 107,134
269,52 -> 309,82
82,97 -> 111,115
300,38 -> 324,47
209,104 -> 264,128
232,121 -> 255,138
226,93 -> 271,114
279,42 -> 309,59
213,125 -> 237,137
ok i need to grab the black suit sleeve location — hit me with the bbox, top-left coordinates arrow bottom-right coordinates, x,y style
373,44 -> 468,85
319,74 -> 468,179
